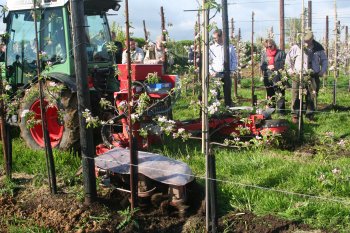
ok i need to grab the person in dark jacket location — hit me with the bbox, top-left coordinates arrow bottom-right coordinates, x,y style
111,32 -> 123,64
260,39 -> 286,114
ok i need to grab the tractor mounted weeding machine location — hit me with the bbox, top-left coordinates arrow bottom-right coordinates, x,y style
1,0 -> 287,213
94,63 -> 288,212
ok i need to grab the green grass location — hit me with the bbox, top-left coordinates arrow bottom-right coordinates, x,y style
168,73 -> 350,232
0,177 -> 19,197
0,73 -> 350,232
8,222 -> 54,233
0,137 -> 81,188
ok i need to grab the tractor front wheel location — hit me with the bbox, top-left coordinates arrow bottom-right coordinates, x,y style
19,82 -> 79,150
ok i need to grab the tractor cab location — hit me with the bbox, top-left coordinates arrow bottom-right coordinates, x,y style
4,0 -> 120,88
2,0 -> 122,150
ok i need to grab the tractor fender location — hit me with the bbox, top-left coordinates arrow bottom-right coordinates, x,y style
47,72 -> 77,92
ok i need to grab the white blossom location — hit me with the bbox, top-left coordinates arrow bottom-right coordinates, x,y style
21,109 -> 30,118
337,139 -> 345,147
318,174 -> 326,181
210,89 -> 218,97
332,168 -> 341,175
178,128 -> 185,134
131,113 -> 139,121
157,116 -> 167,123
5,85 -> 12,91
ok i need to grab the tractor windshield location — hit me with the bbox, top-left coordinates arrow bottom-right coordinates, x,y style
85,14 -> 112,63
6,8 -> 66,84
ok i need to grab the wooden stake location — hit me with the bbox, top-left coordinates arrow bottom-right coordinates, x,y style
333,0 -> 338,106
143,20 -> 148,42
125,0 -> 138,210
160,6 -> 168,72
251,12 -> 255,107
279,0 -> 285,50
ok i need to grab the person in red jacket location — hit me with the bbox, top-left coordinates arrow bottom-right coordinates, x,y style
260,39 -> 286,114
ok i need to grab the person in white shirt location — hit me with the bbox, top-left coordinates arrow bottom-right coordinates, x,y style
209,29 -> 238,107
122,38 -> 144,64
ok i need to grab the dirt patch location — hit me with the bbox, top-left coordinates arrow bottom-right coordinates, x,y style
0,174 -> 330,233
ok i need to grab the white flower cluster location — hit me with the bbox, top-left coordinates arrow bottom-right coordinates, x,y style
207,100 -> 221,115
82,109 -> 100,128
209,89 -> 218,97
5,84 -> 11,91
21,109 -> 30,118
2,80 -> 12,92
131,113 -> 140,122
157,116 -> 176,135
100,119 -> 114,125
173,127 -> 192,141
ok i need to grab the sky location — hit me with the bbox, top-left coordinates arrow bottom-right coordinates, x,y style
1,0 -> 349,45
107,0 -> 350,44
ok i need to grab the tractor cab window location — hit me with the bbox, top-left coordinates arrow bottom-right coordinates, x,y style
6,11 -> 38,83
85,14 -> 111,63
41,9 -> 67,65
6,8 -> 66,84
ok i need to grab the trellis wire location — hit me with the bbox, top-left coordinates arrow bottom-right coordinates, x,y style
81,155 -> 350,206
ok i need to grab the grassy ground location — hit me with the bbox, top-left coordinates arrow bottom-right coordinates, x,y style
1,73 -> 350,232
163,72 -> 350,232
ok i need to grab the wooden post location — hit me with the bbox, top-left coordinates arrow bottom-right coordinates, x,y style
333,1 -> 338,107
222,0 -> 231,107
201,0 -> 210,231
325,15 -> 329,88
230,18 -> 234,41
193,21 -> 198,95
234,28 -> 241,98
125,0 -> 138,210
346,26 -> 350,92
298,0 -> 306,142
308,0 -> 312,30
34,1 -> 57,195
143,20 -> 148,42
251,12 -> 255,107
197,12 -> 202,90
160,6 -> 168,72
0,69 -> 11,178
194,21 -> 197,68
279,0 -> 285,50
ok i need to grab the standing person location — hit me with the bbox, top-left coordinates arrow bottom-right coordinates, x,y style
144,36 -> 164,64
209,29 -> 238,107
188,45 -> 194,64
111,31 -> 123,64
286,31 -> 328,123
122,38 -> 144,64
260,39 -> 286,114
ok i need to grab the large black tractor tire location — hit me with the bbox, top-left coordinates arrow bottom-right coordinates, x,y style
19,82 -> 79,150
